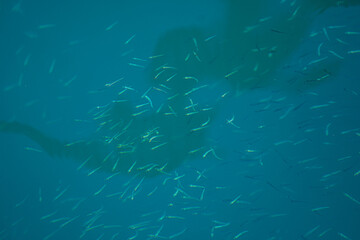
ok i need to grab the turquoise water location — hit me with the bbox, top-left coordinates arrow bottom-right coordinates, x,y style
1,0 -> 360,239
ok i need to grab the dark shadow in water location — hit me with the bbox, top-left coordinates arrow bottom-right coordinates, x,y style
1,0 -> 359,176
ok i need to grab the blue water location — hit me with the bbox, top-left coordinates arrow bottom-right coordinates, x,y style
1,0 -> 360,239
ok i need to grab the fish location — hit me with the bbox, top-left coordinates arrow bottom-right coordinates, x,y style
1,0 -> 359,177
0,92 -> 216,177
147,0 -> 360,94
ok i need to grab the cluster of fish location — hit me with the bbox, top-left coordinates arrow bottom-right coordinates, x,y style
1,0 -> 360,239
2,0 -> 359,178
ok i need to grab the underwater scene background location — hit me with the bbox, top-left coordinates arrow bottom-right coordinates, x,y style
0,0 -> 360,239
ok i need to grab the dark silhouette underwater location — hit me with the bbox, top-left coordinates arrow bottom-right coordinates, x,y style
1,0 -> 359,177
